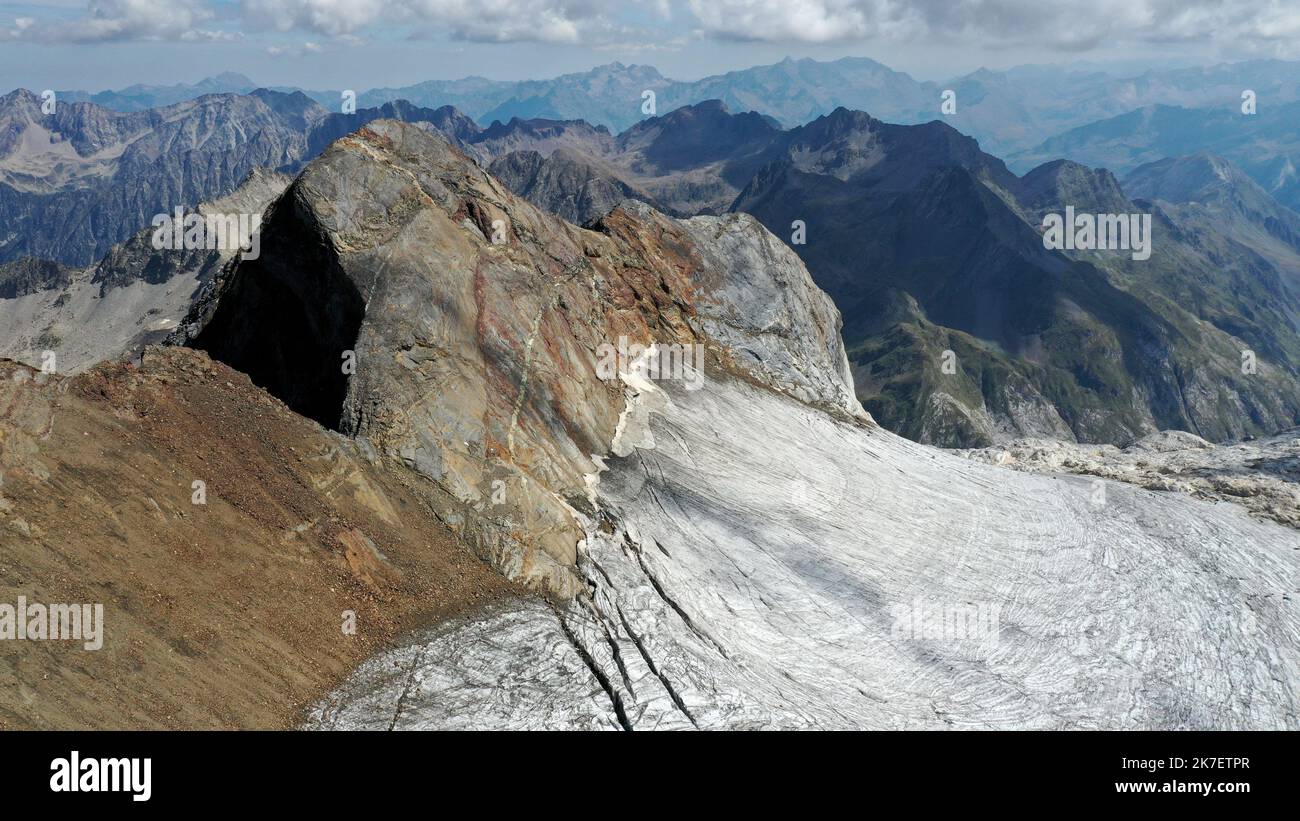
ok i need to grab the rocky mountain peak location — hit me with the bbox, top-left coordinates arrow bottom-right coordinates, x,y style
185,119 -> 864,594
1123,152 -> 1257,204
764,107 -> 1012,191
804,106 -> 881,137
1019,158 -> 1132,214
615,100 -> 782,170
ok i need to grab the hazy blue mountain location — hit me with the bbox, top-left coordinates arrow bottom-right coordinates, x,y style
943,59 -> 1300,156
356,58 -> 942,135
359,63 -> 670,132
43,57 -> 1300,161
56,72 -> 260,112
356,57 -> 1300,156
1124,153 -> 1300,300
355,75 -> 523,120
1012,102 -> 1300,212
657,57 -> 936,130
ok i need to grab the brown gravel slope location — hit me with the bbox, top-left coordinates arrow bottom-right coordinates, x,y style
0,346 -> 515,729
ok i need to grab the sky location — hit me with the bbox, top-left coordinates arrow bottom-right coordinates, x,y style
2,0 -> 1299,91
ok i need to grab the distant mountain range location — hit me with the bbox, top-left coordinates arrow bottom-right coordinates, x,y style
52,57 -> 1300,157
6,76 -> 1300,447
55,72 -> 262,112
39,56 -> 1300,218
0,89 -> 481,266
1011,102 -> 1300,213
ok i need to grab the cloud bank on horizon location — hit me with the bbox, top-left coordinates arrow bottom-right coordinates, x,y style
3,0 -> 1300,55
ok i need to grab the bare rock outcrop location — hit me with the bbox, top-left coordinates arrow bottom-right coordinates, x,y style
958,430 -> 1300,530
138,119 -> 1300,731
184,120 -> 864,595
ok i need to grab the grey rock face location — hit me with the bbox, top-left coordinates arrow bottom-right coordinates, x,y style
158,120 -> 1298,730
469,117 -> 615,164
0,90 -> 309,266
305,101 -> 484,161
0,89 -> 487,267
957,430 -> 1300,530
487,149 -> 662,225
0,258 -> 74,298
0,89 -> 326,266
185,119 -> 865,597
93,167 -> 294,293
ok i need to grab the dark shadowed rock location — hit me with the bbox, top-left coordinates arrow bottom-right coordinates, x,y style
0,168 -> 291,373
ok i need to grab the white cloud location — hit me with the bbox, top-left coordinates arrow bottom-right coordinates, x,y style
243,0 -> 388,37
2,0 -> 616,43
265,38 -> 341,55
11,0 -> 235,43
688,0 -> 891,43
5,0 -> 1299,52
684,0 -> 1300,52
241,0 -> 610,43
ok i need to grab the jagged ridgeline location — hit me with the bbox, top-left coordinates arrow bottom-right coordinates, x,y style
167,121 -> 1298,729
3,115 -> 1298,729
5,83 -> 1300,451
181,120 -> 863,595
0,89 -> 481,267
458,102 -> 1300,447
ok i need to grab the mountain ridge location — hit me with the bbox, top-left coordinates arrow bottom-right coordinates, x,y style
4,115 -> 1299,730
